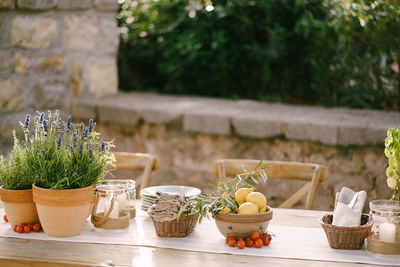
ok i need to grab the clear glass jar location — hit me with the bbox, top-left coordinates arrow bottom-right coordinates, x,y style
369,200 -> 400,243
101,179 -> 136,219
91,184 -> 130,230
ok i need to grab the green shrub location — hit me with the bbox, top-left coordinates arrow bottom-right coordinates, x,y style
118,0 -> 400,110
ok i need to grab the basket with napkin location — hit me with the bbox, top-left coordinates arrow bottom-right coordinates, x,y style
148,192 -> 199,237
320,187 -> 373,249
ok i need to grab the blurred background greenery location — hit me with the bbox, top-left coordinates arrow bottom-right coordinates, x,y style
117,0 -> 400,110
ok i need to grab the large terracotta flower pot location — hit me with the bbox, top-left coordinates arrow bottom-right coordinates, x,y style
0,187 -> 38,228
32,184 -> 94,237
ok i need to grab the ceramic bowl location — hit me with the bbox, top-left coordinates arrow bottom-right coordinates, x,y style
214,206 -> 273,237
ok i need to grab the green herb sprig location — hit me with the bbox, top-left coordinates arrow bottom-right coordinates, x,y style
191,161 -> 268,223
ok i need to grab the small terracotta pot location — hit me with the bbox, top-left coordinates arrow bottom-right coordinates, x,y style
214,207 -> 273,237
32,184 -> 94,237
0,187 -> 38,227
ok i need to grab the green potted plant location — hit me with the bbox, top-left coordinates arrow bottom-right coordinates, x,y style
25,111 -> 114,237
385,128 -> 400,200
0,121 -> 39,230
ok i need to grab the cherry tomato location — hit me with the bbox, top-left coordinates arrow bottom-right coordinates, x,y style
13,225 -> 18,232
3,215 -> 8,223
27,223 -> 34,229
246,239 -> 254,247
16,225 -> 23,233
251,231 -> 260,240
237,240 -> 245,249
237,236 -> 243,241
254,238 -> 263,248
262,232 -> 272,239
24,225 -> 31,233
262,236 -> 271,246
19,223 -> 26,229
32,223 -> 41,232
227,239 -> 236,247
226,235 -> 235,243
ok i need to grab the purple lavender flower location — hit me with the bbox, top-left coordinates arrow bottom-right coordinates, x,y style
89,144 -> 93,158
24,115 -> 30,130
73,132 -> 77,147
43,120 -> 48,133
57,131 -> 63,150
100,138 -> 105,152
82,126 -> 89,140
39,112 -> 44,124
57,118 -> 62,129
88,119 -> 94,132
66,115 -> 72,132
68,144 -> 74,154
41,149 -> 46,159
79,142 -> 83,155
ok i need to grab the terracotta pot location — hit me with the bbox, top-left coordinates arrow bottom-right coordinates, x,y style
214,207 -> 273,237
32,184 -> 94,237
0,187 -> 38,227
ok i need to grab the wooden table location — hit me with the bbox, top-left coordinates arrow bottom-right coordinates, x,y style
0,209 -> 394,267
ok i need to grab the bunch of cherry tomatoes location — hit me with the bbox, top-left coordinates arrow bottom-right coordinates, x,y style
226,231 -> 273,249
3,215 -> 42,234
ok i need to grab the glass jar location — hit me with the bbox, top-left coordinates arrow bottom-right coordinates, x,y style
369,200 -> 400,240
91,184 -> 130,230
101,179 -> 136,219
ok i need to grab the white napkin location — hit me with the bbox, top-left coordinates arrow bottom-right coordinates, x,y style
332,187 -> 366,227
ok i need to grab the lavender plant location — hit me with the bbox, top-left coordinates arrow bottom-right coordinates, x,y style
0,131 -> 32,190
22,111 -> 114,190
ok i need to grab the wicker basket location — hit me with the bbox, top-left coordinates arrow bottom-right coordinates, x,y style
320,214 -> 373,250
151,213 -> 200,237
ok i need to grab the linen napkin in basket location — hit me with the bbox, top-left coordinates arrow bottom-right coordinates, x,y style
332,187 -> 366,227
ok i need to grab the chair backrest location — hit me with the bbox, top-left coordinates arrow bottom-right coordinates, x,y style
211,159 -> 328,210
107,152 -> 159,191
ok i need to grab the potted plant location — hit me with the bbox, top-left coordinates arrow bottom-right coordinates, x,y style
385,128 -> 400,200
24,111 -> 114,237
0,116 -> 38,230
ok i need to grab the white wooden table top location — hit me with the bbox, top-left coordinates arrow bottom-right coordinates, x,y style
0,208 -> 395,267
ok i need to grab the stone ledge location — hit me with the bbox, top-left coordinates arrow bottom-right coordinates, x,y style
70,92 -> 400,146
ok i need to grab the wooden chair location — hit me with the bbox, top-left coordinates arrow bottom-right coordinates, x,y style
107,152 -> 159,192
211,159 -> 328,210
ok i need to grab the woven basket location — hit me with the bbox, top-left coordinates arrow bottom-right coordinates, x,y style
151,213 -> 200,237
320,214 -> 373,250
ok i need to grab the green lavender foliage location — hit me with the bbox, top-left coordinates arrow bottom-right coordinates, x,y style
0,132 -> 32,190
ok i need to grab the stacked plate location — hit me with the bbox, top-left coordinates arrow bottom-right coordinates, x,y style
140,185 -> 201,212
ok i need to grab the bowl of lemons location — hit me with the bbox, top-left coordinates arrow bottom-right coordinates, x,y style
214,188 -> 273,237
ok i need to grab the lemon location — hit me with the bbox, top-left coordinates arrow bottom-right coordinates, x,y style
259,206 -> 267,213
237,202 -> 258,214
235,188 -> 254,204
245,192 -> 267,210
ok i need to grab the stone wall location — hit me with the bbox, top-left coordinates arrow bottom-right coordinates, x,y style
0,0 -> 119,147
69,93 -> 400,211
